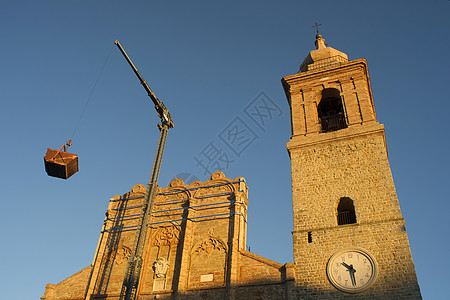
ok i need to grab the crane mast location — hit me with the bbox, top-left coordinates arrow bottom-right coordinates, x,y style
114,40 -> 173,300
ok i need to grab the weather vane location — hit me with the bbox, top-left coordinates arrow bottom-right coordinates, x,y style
312,21 -> 322,34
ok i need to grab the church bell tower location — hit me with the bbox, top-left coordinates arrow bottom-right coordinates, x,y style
281,34 -> 421,299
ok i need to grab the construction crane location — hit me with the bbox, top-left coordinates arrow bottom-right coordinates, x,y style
114,40 -> 174,300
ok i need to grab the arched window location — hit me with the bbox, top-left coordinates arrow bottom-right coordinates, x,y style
337,197 -> 357,225
317,88 -> 347,132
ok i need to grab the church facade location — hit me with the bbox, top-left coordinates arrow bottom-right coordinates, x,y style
42,35 -> 421,299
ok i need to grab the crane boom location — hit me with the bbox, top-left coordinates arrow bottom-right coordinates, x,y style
114,40 -> 174,128
113,40 -> 173,300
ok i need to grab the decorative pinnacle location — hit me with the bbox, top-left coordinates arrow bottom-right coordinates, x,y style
315,33 -> 326,50
312,21 -> 325,49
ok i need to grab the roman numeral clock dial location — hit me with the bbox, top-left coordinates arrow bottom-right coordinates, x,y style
326,248 -> 378,293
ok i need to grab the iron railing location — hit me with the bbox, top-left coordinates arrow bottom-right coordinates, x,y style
337,210 -> 356,225
320,114 -> 347,132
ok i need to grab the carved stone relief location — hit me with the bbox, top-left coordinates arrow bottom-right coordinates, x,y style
169,178 -> 186,188
153,257 -> 169,278
115,244 -> 132,265
129,184 -> 146,196
210,171 -> 225,180
100,237 -> 132,266
194,237 -> 227,255
152,226 -> 180,247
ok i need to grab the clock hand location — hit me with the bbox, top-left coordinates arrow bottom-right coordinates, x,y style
341,262 -> 351,269
341,263 -> 357,286
350,268 -> 356,286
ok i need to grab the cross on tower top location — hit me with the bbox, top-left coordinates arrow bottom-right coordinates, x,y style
312,21 -> 322,34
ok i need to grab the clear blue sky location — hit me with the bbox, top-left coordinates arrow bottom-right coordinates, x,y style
1,1 -> 448,299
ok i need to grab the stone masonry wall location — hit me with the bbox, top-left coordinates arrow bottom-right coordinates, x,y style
288,127 -> 421,299
290,129 -> 401,232
283,52 -> 421,298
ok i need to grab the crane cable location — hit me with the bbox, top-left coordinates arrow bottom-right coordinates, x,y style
70,44 -> 114,141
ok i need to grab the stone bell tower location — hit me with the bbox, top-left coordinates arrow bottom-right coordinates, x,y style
281,34 -> 421,299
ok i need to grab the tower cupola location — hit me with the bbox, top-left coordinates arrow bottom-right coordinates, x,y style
299,34 -> 348,72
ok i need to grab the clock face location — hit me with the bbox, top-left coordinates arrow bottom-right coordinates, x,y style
326,248 -> 377,293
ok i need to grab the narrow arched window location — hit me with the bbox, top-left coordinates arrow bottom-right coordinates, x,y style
337,197 -> 357,225
317,88 -> 347,132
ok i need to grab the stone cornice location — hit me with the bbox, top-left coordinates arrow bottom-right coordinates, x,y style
283,58 -> 368,83
292,217 -> 405,235
287,123 -> 384,151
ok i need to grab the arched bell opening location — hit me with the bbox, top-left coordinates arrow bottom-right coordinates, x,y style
336,197 -> 357,225
317,88 -> 347,132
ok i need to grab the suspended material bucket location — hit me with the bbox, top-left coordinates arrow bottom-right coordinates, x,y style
44,148 -> 79,179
